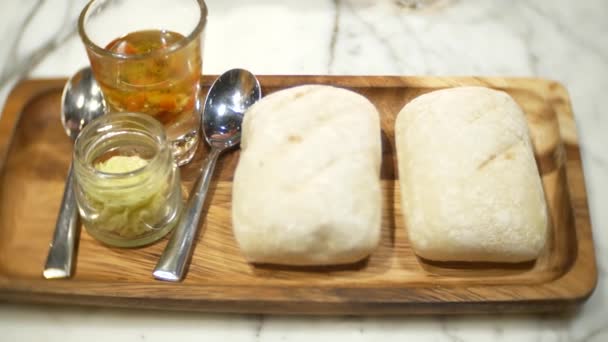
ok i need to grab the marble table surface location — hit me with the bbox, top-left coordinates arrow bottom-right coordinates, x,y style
0,0 -> 606,341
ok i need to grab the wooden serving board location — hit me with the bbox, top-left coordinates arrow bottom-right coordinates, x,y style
0,76 -> 597,314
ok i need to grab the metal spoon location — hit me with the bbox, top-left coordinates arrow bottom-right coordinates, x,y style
153,68 -> 261,282
43,67 -> 106,279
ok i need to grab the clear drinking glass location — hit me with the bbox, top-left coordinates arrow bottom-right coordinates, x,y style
78,0 -> 208,166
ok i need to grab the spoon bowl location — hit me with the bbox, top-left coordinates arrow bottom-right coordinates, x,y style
203,69 -> 261,148
154,69 -> 261,282
43,67 -> 106,279
61,67 -> 106,140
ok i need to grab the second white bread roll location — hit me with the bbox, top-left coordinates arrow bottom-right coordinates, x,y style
395,87 -> 548,263
232,85 -> 382,265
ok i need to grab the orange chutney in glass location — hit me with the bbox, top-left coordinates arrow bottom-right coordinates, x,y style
90,29 -> 201,128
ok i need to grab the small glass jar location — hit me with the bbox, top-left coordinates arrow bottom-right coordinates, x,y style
73,112 -> 183,247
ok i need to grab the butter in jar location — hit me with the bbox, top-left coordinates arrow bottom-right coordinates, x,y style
73,112 -> 183,247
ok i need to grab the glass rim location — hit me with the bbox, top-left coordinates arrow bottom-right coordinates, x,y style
74,112 -> 169,184
78,0 -> 208,60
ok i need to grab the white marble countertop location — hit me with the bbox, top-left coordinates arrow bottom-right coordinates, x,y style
0,0 -> 606,341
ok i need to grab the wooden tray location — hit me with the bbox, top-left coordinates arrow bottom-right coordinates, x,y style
0,76 -> 597,315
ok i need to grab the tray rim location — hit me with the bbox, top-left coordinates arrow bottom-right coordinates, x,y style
0,75 -> 598,315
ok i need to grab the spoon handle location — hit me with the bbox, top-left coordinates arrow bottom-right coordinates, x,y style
153,147 -> 222,282
43,162 -> 79,279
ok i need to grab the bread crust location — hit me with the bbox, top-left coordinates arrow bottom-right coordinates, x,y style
232,85 -> 383,265
395,87 -> 548,263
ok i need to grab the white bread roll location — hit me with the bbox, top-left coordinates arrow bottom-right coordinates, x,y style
395,87 -> 547,263
232,85 -> 382,265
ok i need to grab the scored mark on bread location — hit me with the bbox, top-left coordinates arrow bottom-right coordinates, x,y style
293,87 -> 317,99
283,157 -> 341,192
477,153 -> 498,170
477,140 -> 519,170
267,86 -> 323,113
287,135 -> 303,143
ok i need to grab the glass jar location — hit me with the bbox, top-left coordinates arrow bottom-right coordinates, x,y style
73,112 -> 183,247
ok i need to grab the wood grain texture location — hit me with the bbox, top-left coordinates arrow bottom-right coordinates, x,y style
0,76 -> 598,314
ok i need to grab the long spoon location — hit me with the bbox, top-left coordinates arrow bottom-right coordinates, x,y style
43,67 -> 106,279
153,69 -> 261,282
